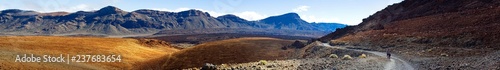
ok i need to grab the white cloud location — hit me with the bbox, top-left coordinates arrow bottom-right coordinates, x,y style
231,11 -> 267,20
301,15 -> 340,23
31,4 -> 95,12
291,6 -> 347,24
343,21 -> 360,25
302,15 -> 358,25
11,0 -> 119,13
65,4 -> 93,12
293,6 -> 310,12
0,6 -> 4,10
151,8 -> 185,12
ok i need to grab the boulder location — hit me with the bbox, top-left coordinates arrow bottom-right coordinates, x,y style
201,63 -> 217,70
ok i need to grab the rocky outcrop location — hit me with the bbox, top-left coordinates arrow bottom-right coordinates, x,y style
138,39 -> 173,47
201,63 -> 217,70
283,40 -> 306,49
290,40 -> 306,48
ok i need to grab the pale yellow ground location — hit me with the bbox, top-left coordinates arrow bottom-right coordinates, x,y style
0,36 -> 179,70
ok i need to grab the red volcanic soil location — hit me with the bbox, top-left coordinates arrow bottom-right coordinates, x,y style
135,37 -> 301,70
322,0 -> 500,69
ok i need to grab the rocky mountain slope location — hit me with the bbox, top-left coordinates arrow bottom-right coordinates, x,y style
320,0 -> 500,69
0,6 -> 345,36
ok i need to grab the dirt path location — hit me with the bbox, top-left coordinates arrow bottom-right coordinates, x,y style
364,51 -> 414,70
186,42 -> 414,70
319,43 -> 415,70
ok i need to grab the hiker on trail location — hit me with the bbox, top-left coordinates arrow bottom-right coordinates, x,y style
386,51 -> 391,59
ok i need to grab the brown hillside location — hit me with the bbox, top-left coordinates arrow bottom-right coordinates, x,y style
333,7 -> 500,56
157,37 -> 298,69
321,0 -> 500,69
0,36 -> 179,69
323,0 -> 500,55
321,0 -> 500,41
147,33 -> 313,44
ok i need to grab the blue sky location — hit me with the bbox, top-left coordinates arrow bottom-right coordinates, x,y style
0,0 -> 402,25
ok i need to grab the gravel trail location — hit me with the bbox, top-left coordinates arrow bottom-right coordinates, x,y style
320,43 -> 415,70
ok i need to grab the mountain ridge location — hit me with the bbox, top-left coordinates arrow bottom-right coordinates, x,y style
0,6 -> 346,36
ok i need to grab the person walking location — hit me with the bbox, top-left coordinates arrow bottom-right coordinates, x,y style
386,50 -> 391,59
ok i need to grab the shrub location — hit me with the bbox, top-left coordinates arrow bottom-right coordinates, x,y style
359,54 -> 367,58
281,46 -> 288,50
329,54 -> 339,58
426,49 -> 433,52
219,64 -> 228,68
440,53 -> 449,57
258,60 -> 267,65
342,55 -> 353,60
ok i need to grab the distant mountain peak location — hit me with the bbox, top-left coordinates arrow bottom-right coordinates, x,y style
281,12 -> 301,19
1,9 -> 38,14
217,14 -> 248,22
259,12 -> 314,30
178,9 -> 210,17
0,9 -> 39,16
261,12 -> 306,23
262,12 -> 302,21
1,9 -> 24,13
132,9 -> 169,15
96,6 -> 127,14
133,9 -> 159,12
217,14 -> 243,19
218,14 -> 239,18
0,7 -> 347,35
